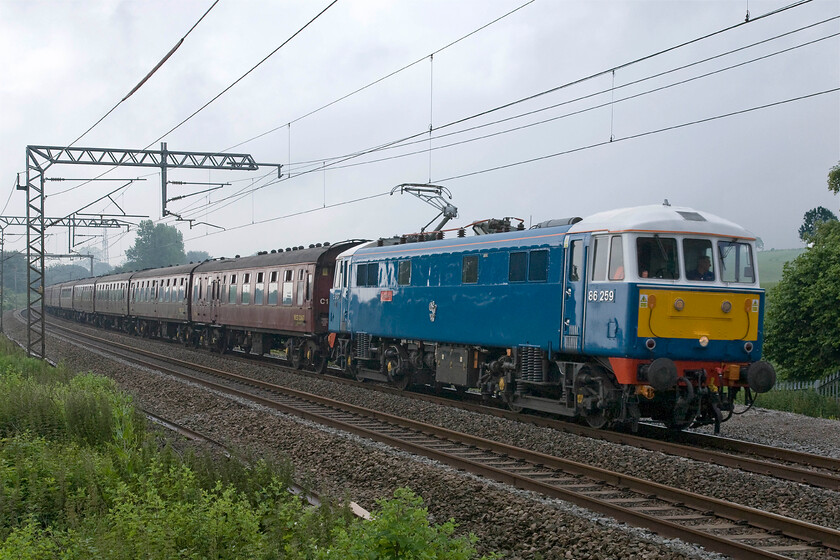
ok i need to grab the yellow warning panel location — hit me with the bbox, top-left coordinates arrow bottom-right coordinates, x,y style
637,289 -> 759,341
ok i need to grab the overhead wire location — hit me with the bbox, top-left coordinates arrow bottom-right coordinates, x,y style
67,0 -> 222,148
92,0 -> 826,259
220,0 -> 538,152
435,87 -> 840,182
173,11 -> 836,222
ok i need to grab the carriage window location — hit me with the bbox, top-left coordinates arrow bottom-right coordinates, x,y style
242,273 -> 251,304
569,240 -> 582,281
194,281 -> 199,302
306,272 -> 312,301
282,273 -> 293,305
636,236 -> 678,279
684,239 -> 715,281
268,271 -> 278,305
398,260 -> 411,286
509,252 -> 526,282
529,250 -> 549,282
296,271 -> 305,305
462,255 -> 478,284
229,274 -> 237,304
608,237 -> 624,281
255,272 -> 264,305
718,241 -> 755,283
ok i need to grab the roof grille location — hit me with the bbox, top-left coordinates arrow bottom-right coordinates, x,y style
677,211 -> 706,222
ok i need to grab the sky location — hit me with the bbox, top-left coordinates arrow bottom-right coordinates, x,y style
0,0 -> 838,268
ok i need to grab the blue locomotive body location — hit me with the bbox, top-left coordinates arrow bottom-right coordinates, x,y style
330,204 -> 775,431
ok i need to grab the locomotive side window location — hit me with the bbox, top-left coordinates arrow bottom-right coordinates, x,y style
367,263 -> 379,287
268,271 -> 278,305
718,241 -> 755,283
462,255 -> 478,284
529,250 -> 549,282
229,274 -> 237,304
608,237 -> 624,281
255,272 -> 264,305
509,252 -> 527,282
242,273 -> 251,305
569,240 -> 582,281
683,239 -> 715,281
591,237 -> 608,281
636,236 -> 678,279
398,260 -> 411,286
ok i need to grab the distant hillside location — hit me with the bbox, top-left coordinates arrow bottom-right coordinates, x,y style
757,248 -> 805,289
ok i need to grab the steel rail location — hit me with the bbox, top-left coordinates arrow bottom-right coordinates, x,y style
40,321 -> 840,559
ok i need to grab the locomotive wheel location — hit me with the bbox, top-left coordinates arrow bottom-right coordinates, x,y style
304,340 -> 328,374
575,364 -> 617,429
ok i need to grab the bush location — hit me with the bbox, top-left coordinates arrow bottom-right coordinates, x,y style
0,347 -> 490,559
322,488 -> 492,560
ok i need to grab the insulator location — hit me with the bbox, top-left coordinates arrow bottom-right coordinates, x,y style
458,228 -> 465,238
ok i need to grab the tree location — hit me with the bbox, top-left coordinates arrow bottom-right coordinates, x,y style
185,250 -> 211,263
829,161 -> 840,195
765,220 -> 840,381
798,206 -> 837,243
121,220 -> 186,271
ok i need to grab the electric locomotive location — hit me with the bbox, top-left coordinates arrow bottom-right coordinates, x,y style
329,203 -> 775,432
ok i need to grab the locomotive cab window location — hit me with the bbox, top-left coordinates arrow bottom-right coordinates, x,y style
569,240 -> 582,281
636,236 -> 678,279
718,240 -> 755,284
462,255 -> 478,284
684,239 -> 715,282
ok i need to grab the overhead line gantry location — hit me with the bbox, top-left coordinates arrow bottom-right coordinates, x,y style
18,143 -> 259,358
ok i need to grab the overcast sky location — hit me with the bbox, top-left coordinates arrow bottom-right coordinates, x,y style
0,0 -> 838,267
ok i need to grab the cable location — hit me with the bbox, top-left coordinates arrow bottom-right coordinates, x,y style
68,0 -> 221,148
146,0 -> 340,148
285,15 -> 840,168
307,31 -> 840,172
435,87 -> 840,182
221,0 -> 538,152
175,22 -> 839,219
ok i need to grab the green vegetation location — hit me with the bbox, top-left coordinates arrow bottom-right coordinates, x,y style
753,389 -> 840,420
757,248 -> 804,290
764,221 -> 840,381
0,341 -> 490,559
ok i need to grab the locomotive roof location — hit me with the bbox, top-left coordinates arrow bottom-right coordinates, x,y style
569,204 -> 755,240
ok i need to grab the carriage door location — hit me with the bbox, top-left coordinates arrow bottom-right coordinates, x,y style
562,236 -> 587,353
329,257 -> 351,332
210,275 -> 222,323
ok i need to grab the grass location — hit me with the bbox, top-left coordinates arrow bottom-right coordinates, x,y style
0,339 -> 491,559
753,389 -> 840,420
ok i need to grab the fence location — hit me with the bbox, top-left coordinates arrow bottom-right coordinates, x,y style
773,370 -> 840,401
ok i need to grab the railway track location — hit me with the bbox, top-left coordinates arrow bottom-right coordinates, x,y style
216,340 -> 840,492
35,311 -> 840,491
36,317 -> 840,560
